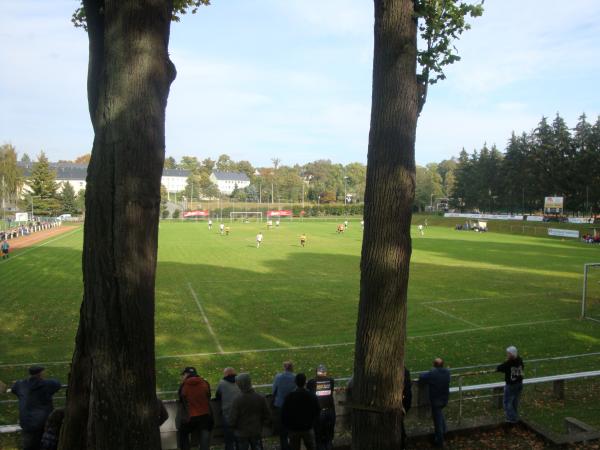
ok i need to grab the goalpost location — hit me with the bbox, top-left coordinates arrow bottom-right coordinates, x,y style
230,211 -> 263,222
581,263 -> 600,322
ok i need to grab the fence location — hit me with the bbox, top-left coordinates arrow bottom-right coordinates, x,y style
2,369 -> 599,450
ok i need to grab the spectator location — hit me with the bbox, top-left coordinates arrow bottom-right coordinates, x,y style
497,346 -> 525,423
216,367 -> 241,450
11,366 -> 61,450
1,238 -> 9,260
307,365 -> 336,450
281,373 -> 320,450
177,367 -> 213,450
40,408 -> 64,450
272,361 -> 296,450
418,358 -> 450,448
229,373 -> 270,450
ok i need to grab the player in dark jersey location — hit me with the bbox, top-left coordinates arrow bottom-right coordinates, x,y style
307,365 -> 335,450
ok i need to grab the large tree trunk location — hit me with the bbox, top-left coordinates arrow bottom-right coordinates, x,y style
59,1 -> 175,449
352,1 -> 418,449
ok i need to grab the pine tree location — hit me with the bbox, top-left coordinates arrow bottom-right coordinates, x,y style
29,152 -> 58,199
61,182 -> 78,214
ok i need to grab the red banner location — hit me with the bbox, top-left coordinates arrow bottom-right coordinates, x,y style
183,210 -> 210,218
267,210 -> 292,217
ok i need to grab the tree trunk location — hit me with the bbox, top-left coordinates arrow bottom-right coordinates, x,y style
352,1 -> 418,449
59,1 -> 175,449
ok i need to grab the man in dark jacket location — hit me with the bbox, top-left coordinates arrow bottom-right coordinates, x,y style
497,346 -> 525,423
229,373 -> 270,450
282,373 -> 320,450
307,365 -> 335,450
216,367 -> 241,450
419,358 -> 450,448
11,366 -> 61,450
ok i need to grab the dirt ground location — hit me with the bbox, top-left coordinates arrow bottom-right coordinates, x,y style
3,225 -> 78,253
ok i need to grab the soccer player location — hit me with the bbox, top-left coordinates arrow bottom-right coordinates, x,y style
344,219 -> 349,229
208,219 -> 213,230
219,223 -> 225,235
418,224 -> 424,236
256,232 -> 263,248
275,219 -> 280,228
300,233 -> 306,247
360,220 -> 364,229
225,226 -> 230,236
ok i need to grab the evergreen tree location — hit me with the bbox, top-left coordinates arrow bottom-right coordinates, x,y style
61,182 -> 78,214
29,152 -> 58,199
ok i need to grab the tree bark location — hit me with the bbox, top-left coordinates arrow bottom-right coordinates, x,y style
59,1 -> 175,449
352,1 -> 418,449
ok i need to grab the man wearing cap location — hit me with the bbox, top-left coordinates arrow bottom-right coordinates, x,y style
177,367 -> 213,450
307,365 -> 336,450
418,358 -> 450,448
272,361 -> 296,450
11,366 -> 61,450
497,346 -> 525,423
216,367 -> 241,450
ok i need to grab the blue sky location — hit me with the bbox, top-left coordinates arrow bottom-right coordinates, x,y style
1,1 -> 599,167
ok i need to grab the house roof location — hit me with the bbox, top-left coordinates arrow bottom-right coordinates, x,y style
18,162 -> 189,181
211,171 -> 250,182
162,168 -> 191,177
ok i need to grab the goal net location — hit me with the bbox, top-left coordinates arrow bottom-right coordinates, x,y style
581,263 -> 600,322
230,211 -> 263,222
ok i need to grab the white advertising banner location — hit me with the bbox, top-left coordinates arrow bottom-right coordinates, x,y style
526,216 -> 545,222
15,212 -> 29,222
567,217 -> 594,224
548,228 -> 579,239
444,213 -> 523,221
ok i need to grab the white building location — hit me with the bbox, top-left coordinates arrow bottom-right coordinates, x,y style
161,168 -> 190,193
209,171 -> 251,195
18,163 -> 190,194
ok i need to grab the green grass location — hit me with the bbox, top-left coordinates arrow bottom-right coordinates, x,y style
1,219 -> 600,430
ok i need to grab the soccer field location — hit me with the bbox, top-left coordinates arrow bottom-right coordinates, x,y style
1,219 -> 600,409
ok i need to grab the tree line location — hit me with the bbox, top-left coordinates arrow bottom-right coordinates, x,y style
0,145 -> 84,217
165,154 -> 367,204
409,113 -> 600,214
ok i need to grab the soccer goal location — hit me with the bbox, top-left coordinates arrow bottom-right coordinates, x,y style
230,211 -> 263,222
581,263 -> 600,323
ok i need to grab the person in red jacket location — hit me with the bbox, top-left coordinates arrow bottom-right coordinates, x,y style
177,367 -> 213,450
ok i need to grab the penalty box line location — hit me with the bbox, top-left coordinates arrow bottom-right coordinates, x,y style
424,305 -> 481,328
0,318 -> 576,369
187,282 -> 224,354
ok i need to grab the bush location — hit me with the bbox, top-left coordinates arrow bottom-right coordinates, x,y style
172,209 -> 180,219
161,209 -> 170,219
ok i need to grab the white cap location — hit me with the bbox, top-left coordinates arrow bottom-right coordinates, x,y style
506,346 -> 518,357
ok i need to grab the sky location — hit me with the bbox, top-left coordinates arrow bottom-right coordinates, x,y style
1,0 -> 600,167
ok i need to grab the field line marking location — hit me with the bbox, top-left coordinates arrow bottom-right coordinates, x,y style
156,341 -> 354,360
187,282 -> 224,354
0,318 -> 577,368
0,227 -> 81,265
408,318 -> 571,340
425,305 -> 481,328
422,297 -> 489,305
